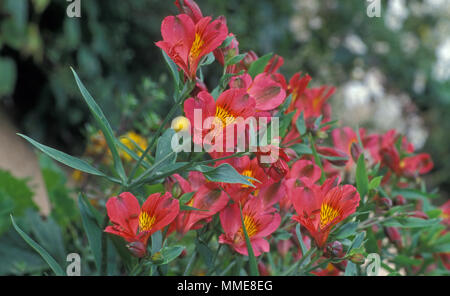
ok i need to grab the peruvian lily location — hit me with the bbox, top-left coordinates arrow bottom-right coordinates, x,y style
183,89 -> 256,151
220,155 -> 269,203
229,72 -> 286,112
219,197 -> 281,256
256,145 -> 291,181
167,173 -> 229,235
156,14 -> 228,79
104,192 -> 179,257
290,177 -> 360,248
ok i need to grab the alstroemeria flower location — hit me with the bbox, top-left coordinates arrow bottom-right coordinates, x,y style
105,192 -> 179,257
290,177 -> 360,248
229,73 -> 286,112
183,89 -> 256,150
256,145 -> 291,181
221,156 -> 269,203
167,174 -> 229,235
219,197 -> 281,256
156,14 -> 228,79
283,84 -> 334,146
441,200 -> 450,226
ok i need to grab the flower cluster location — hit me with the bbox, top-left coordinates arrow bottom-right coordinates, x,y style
97,0 -> 447,275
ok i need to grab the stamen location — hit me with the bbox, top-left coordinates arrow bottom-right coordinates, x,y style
190,33 -> 205,59
239,215 -> 259,238
320,203 -> 341,229
139,211 -> 156,232
215,106 -> 236,127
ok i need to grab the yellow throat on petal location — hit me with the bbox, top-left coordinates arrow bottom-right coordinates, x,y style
139,211 -> 156,232
320,203 -> 340,229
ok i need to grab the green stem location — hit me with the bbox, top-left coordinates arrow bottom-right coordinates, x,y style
308,133 -> 325,184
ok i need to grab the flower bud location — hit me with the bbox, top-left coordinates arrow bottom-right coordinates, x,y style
409,211 -> 428,220
349,253 -> 365,265
350,142 -> 363,163
377,197 -> 393,210
127,241 -> 147,258
384,227 -> 402,249
325,241 -> 344,258
258,262 -> 271,276
151,251 -> 165,265
394,195 -> 407,206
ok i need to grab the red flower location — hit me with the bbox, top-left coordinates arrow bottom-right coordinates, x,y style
400,153 -> 434,177
219,197 -> 281,256
183,89 -> 256,150
156,14 -> 228,79
220,156 -> 269,203
290,177 -> 360,248
441,200 -> 450,226
229,72 -> 286,111
166,172 -> 229,235
104,192 -> 179,257
256,145 -> 291,181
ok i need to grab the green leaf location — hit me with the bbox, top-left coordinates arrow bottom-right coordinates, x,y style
0,57 -> 17,96
295,224 -> 308,256
152,246 -> 185,266
344,261 -> 357,276
382,217 -> 440,228
295,112 -> 307,136
179,192 -> 195,205
291,143 -> 313,156
369,176 -> 383,191
151,231 -> 163,255
247,53 -> 273,78
155,129 -> 177,167
71,68 -> 127,183
225,53 -> 247,66
161,50 -> 181,93
78,193 -> 103,273
200,52 -> 215,66
239,205 -> 259,276
334,222 -> 358,239
356,154 -> 369,199
191,163 -> 256,187
10,215 -> 65,276
18,134 -> 110,180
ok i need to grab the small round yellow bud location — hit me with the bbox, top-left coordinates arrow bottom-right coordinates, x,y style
171,116 -> 191,132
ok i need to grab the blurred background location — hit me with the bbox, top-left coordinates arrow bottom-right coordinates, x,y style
0,0 -> 448,274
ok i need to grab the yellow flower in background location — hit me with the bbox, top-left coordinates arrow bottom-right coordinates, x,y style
119,131 -> 148,162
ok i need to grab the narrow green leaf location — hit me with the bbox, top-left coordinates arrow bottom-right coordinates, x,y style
71,68 -> 127,183
369,176 -> 383,190
191,163 -> 256,187
225,53 -> 247,66
10,215 -> 65,276
18,134 -> 109,179
295,112 -> 307,136
78,193 -> 103,273
239,205 -> 259,276
248,53 -> 273,78
356,154 -> 369,199
161,49 -> 180,92
295,224 -> 308,256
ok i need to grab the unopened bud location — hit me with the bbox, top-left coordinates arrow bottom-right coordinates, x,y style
384,227 -> 403,249
349,253 -> 366,265
325,241 -> 344,258
151,251 -> 164,265
127,241 -> 147,258
377,197 -> 393,210
350,142 -> 363,163
409,211 -> 428,220
394,195 -> 407,206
